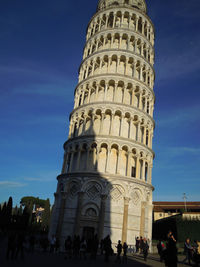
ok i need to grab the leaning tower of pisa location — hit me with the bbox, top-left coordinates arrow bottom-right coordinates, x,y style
50,0 -> 155,247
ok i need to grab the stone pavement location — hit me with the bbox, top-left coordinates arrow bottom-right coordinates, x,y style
0,250 -> 193,267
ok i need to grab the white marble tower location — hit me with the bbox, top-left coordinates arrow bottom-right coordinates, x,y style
50,0 -> 155,247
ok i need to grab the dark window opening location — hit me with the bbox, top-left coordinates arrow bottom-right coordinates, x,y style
131,166 -> 136,177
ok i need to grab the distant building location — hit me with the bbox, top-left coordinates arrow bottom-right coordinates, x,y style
32,207 -> 44,223
153,201 -> 200,221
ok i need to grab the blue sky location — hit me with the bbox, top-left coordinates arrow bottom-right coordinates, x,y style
0,0 -> 200,205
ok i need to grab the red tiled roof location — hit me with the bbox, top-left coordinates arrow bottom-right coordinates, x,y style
153,202 -> 200,212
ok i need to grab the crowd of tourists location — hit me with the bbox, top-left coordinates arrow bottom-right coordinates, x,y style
157,231 -> 200,267
5,229 -> 200,265
5,231 -> 57,260
135,236 -> 150,260
63,234 -> 126,262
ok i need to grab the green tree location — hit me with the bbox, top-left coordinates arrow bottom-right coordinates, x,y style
41,199 -> 51,231
20,196 -> 46,208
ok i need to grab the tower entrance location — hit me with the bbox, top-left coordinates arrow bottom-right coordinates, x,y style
82,227 -> 95,240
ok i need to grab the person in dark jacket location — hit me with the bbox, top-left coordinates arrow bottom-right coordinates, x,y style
165,231 -> 177,267
122,242 -> 128,263
143,238 -> 149,261
157,239 -> 166,262
182,238 -> 193,265
115,240 -> 122,263
104,235 -> 112,262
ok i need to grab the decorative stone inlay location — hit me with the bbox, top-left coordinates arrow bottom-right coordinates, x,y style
131,190 -> 140,205
86,182 -> 101,199
109,184 -> 124,201
69,182 -> 79,198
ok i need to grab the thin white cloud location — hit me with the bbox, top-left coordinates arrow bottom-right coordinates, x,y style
26,114 -> 68,125
24,177 -> 55,182
157,105 -> 200,127
0,181 -> 27,187
14,83 -> 75,98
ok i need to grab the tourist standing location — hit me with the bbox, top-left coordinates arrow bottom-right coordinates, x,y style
79,238 -> 87,259
50,235 -> 56,253
143,238 -> 149,261
122,242 -> 128,263
135,237 -> 140,253
65,236 -> 72,259
104,235 -> 112,262
116,240 -> 122,263
165,231 -> 177,267
157,239 -> 166,262
182,238 -> 193,265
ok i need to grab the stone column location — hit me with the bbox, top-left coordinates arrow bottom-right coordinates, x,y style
131,90 -> 135,106
108,57 -> 111,73
149,165 -> 153,183
74,192 -> 84,235
140,201 -> 146,237
113,83 -> 117,101
109,114 -> 114,135
98,194 -> 107,240
69,151 -> 74,172
119,34 -> 122,49
116,150 -> 122,174
137,121 -> 141,141
76,150 -> 81,170
136,16 -> 139,32
136,156 -> 140,179
127,152 -> 132,177
104,84 -> 108,101
129,119 -> 133,139
105,147 -> 111,172
86,148 -> 90,170
56,192 -> 67,238
92,59 -> 96,75
113,13 -> 116,28
143,127 -> 147,145
119,115 -> 124,137
141,42 -> 144,57
61,152 -> 68,174
142,22 -> 145,35
142,160 -> 145,180
125,58 -> 129,76
99,113 -> 105,134
122,197 -> 130,243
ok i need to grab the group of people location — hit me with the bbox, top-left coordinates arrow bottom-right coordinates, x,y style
157,231 -> 178,267
63,234 -> 116,262
182,238 -> 200,266
6,231 -> 25,260
63,234 -> 99,260
135,236 -> 150,261
157,231 -> 200,267
115,240 -> 128,263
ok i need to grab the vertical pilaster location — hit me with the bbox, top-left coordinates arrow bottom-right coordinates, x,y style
56,192 -> 67,238
98,194 -> 107,240
122,197 -> 130,243
74,192 -> 84,236
140,201 -> 146,237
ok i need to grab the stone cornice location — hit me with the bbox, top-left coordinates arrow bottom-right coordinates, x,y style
87,5 -> 155,34
70,101 -> 155,126
63,134 -> 155,157
74,73 -> 155,98
57,172 -> 154,191
79,49 -> 155,76
85,26 -> 154,52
